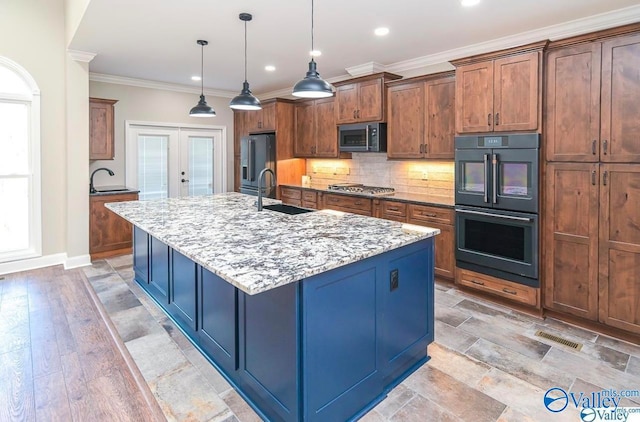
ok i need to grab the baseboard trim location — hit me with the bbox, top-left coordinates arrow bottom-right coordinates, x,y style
64,254 -> 92,270
0,253 -> 67,275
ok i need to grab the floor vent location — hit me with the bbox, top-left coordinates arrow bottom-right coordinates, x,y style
535,330 -> 583,351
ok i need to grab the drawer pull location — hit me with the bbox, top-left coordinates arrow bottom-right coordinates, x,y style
421,212 -> 437,217
388,207 -> 399,211
470,279 -> 485,286
502,288 -> 517,295
355,201 -> 362,205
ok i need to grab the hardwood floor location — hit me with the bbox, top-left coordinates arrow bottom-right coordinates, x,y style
0,266 -> 165,422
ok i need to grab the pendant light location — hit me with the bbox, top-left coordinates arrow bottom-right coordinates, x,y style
230,13 -> 262,110
189,40 -> 216,117
292,0 -> 333,98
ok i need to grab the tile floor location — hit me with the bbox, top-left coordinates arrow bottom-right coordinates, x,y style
84,256 -> 640,421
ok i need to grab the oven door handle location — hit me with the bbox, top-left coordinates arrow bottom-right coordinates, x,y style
365,125 -> 370,151
483,154 -> 489,203
456,208 -> 533,222
492,153 -> 498,204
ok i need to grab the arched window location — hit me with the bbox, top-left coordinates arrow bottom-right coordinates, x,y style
0,57 -> 41,262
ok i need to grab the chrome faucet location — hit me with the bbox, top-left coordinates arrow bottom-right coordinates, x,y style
257,168 -> 276,211
90,167 -> 115,193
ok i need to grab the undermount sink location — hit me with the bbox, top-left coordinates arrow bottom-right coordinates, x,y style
262,204 -> 315,215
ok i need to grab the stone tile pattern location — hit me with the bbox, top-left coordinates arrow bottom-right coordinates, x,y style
106,192 -> 438,295
81,256 -> 640,422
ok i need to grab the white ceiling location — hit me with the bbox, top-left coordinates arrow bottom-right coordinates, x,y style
70,0 -> 640,98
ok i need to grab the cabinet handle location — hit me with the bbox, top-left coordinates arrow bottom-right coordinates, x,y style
603,139 -> 608,155
357,110 -> 360,119
388,207 -> 399,211
591,170 -> 596,186
419,144 -> 424,153
592,140 -> 597,155
420,212 -> 437,217
603,171 -> 608,186
488,113 -> 492,126
470,279 -> 485,286
495,113 -> 500,126
354,201 -> 363,205
502,288 -> 517,295
353,110 -> 357,119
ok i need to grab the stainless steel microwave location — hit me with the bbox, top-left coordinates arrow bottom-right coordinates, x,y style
338,123 -> 387,152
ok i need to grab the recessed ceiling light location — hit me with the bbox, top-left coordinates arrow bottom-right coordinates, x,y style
191,76 -> 201,81
310,50 -> 322,57
374,27 -> 389,36
265,65 -> 276,72
461,0 -> 480,6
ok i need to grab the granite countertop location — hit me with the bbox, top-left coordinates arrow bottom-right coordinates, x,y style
90,186 -> 140,196
280,183 -> 455,208
106,192 -> 439,295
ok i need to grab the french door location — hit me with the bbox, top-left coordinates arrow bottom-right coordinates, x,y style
126,123 -> 225,200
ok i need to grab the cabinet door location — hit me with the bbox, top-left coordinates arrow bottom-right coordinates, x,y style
493,52 -> 539,132
599,164 -> 640,334
357,78 -> 383,122
149,236 -> 169,304
543,163 -> 599,320
245,109 -> 261,133
314,97 -> 338,157
601,33 -> 640,163
432,222 -> 455,280
170,250 -> 198,332
89,193 -> 135,255
294,101 -> 315,157
89,99 -> 116,160
545,44 -> 601,162
425,77 -> 455,159
336,83 -> 358,124
260,103 -> 276,131
455,60 -> 494,133
387,82 -> 424,159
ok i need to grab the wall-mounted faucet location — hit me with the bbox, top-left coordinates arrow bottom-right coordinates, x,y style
90,167 -> 115,193
257,168 -> 276,211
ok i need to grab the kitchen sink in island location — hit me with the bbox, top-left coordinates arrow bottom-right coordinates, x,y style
106,193 -> 439,422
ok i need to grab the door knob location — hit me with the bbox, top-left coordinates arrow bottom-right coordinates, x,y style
181,179 -> 189,183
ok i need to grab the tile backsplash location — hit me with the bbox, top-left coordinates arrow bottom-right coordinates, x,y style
306,153 -> 454,199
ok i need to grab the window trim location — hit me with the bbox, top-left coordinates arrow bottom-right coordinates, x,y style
0,56 -> 41,263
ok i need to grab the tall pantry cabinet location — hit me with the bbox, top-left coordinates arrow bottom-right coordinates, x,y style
543,28 -> 640,335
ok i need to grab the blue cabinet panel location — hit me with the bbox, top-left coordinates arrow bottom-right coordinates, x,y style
303,264 -> 382,422
132,226 -> 148,284
239,283 -> 299,422
199,268 -> 237,373
148,236 -> 169,305
170,250 -> 197,333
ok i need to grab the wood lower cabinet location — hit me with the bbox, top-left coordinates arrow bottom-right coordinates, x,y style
323,193 -> 372,216
301,190 -> 317,209
407,204 -> 455,280
90,192 -> 138,259
280,187 -> 302,206
458,268 -> 539,307
89,98 -> 117,160
386,72 -> 455,159
294,97 -> 338,158
334,72 -> 401,124
452,42 -> 546,134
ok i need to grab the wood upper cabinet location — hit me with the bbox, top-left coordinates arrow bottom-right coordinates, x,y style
601,33 -> 640,163
89,98 -> 118,160
245,102 -> 275,132
452,42 -> 545,134
545,43 -> 601,162
90,192 -> 138,259
387,73 -> 455,159
598,164 -> 640,334
543,163 -> 600,320
335,72 -> 401,124
294,97 -> 337,158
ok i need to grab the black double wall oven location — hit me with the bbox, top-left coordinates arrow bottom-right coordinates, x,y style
454,133 -> 540,287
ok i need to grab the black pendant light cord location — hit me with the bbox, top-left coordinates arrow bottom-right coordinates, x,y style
200,43 -> 204,95
244,19 -> 248,83
311,0 -> 315,57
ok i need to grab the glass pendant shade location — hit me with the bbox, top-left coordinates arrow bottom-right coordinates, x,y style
292,59 -> 333,98
230,81 -> 261,110
190,40 -> 215,117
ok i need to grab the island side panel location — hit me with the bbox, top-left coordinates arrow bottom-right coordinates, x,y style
133,226 -> 149,284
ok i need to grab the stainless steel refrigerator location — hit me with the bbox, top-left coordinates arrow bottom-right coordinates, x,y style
240,133 -> 276,198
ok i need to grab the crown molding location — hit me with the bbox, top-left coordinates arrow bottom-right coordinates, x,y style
89,72 -> 237,98
345,62 -> 387,77
68,49 -> 97,63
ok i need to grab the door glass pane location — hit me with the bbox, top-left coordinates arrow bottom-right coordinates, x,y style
461,162 -> 485,193
464,219 -> 525,261
188,136 -> 213,196
0,102 -> 29,175
0,177 -> 29,253
501,162 -> 530,196
138,135 -> 168,200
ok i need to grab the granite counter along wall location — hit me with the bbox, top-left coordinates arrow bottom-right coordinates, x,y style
306,153 -> 454,200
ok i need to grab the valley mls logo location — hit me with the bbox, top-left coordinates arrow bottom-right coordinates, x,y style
544,387 -> 569,412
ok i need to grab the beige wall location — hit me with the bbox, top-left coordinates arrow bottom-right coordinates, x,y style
64,0 -> 91,44
0,0 -> 68,257
89,81 -> 235,190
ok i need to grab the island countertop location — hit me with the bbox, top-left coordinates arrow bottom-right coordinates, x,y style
106,192 -> 439,295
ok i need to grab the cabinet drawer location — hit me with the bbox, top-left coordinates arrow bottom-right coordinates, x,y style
323,194 -> 372,216
456,269 -> 539,307
381,200 -> 407,222
407,204 -> 453,225
302,190 -> 317,203
281,187 -> 302,200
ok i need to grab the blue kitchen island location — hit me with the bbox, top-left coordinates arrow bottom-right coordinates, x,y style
107,193 -> 439,422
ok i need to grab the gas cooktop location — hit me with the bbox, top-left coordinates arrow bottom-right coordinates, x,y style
327,183 -> 395,196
